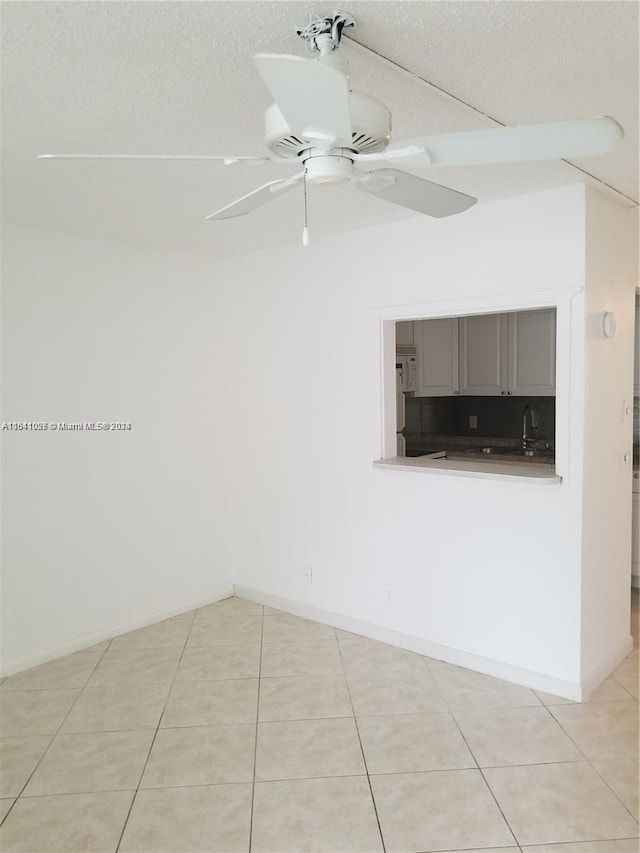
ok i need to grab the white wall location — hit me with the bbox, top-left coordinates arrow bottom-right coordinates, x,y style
3,185 -> 635,698
1,228 -> 230,673
224,185 -> 594,696
580,189 -> 638,686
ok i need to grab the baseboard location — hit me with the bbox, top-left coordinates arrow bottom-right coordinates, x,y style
581,635 -> 635,700
234,585 -> 585,702
0,587 -> 234,677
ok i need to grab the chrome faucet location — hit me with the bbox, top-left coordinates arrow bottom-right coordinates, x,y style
522,405 -> 539,449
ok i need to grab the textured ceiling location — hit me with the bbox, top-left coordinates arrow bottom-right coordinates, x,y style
2,1 -> 638,257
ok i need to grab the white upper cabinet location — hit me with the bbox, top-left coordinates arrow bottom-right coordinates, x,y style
415,318 -> 459,396
396,321 -> 415,347
507,308 -> 556,396
634,298 -> 639,395
405,308 -> 555,398
457,308 -> 556,397
459,314 -> 508,396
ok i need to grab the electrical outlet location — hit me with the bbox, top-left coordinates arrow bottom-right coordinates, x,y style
304,564 -> 313,584
469,415 -> 478,429
384,585 -> 396,606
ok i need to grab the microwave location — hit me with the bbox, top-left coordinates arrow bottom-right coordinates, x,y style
396,346 -> 418,392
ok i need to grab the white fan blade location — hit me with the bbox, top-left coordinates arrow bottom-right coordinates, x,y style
38,154 -> 271,164
383,117 -> 624,167
254,54 -> 352,147
355,168 -> 476,218
206,172 -> 305,220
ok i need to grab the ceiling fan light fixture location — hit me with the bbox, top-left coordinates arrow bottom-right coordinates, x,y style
304,154 -> 352,185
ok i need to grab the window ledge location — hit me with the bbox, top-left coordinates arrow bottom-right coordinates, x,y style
373,456 -> 562,485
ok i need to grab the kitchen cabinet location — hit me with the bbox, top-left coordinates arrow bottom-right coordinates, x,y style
396,321 -> 415,347
459,314 -> 508,395
634,299 -> 639,395
458,308 -> 556,397
415,318 -> 459,396
508,308 -> 556,396
632,482 -> 639,587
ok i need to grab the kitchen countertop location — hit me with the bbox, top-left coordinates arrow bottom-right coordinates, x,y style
446,448 -> 554,464
382,434 -> 560,482
374,455 -> 562,483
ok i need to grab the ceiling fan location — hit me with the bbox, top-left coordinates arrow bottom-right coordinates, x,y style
39,11 -> 624,236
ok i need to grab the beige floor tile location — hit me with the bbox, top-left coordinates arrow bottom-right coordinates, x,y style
428,660 -> 542,710
119,783 -> 252,852
60,684 -> 169,733
347,669 -> 448,715
612,651 -> 639,700
187,615 -> 262,647
0,790 -> 133,852
109,616 -> 192,650
262,613 -> 336,643
1,652 -> 102,691
140,724 -> 255,788
549,701 -> 639,759
255,717 -> 365,781
484,761 -> 640,846
536,677 -> 636,706
258,674 -> 353,721
357,712 -> 475,774
592,757 -> 639,819
370,769 -> 515,852
523,840 -> 640,852
175,645 -> 260,681
262,605 -> 284,615
198,597 -> 262,617
23,730 -> 154,796
160,679 -> 258,726
252,776 -> 384,852
0,799 -> 15,823
454,706 -> 582,767
339,637 -> 425,674
0,736 -> 52,797
260,639 -> 343,677
87,648 -> 182,688
0,688 -> 80,736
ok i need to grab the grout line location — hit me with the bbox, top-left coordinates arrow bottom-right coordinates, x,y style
114,609 -> 196,853
4,644 -> 112,820
544,699 -> 640,825
248,603 -> 264,853
424,657 -> 521,850
336,631 -> 388,853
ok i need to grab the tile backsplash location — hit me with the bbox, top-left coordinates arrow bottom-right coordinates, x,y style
405,395 -> 556,445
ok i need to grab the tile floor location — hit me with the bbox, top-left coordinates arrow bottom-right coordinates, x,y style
0,592 -> 638,852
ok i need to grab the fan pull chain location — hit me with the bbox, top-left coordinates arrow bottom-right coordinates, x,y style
302,173 -> 310,246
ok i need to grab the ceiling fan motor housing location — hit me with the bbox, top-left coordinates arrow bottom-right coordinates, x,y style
264,92 -> 391,159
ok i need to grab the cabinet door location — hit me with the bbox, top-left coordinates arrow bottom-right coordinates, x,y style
459,314 -> 508,396
632,492 -> 639,580
415,318 -> 459,396
396,321 -> 415,347
634,300 -> 639,395
508,308 -> 556,396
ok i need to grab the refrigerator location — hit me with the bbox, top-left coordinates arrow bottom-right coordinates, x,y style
396,364 -> 406,457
